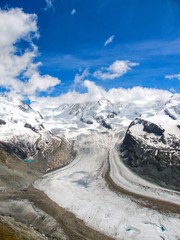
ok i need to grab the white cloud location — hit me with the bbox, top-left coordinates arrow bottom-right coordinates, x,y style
71,9 -> 76,15
165,74 -> 180,80
0,8 -> 60,97
44,0 -> 54,11
0,44 -> 36,86
0,8 -> 38,47
31,80 -> 172,109
94,60 -> 139,80
24,72 -> 60,95
104,35 -> 115,47
73,68 -> 89,86
0,8 -> 37,91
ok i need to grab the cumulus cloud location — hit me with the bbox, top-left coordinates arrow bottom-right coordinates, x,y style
94,60 -> 139,80
165,74 -> 180,80
104,35 -> 115,47
71,9 -> 76,15
0,8 -> 38,47
44,0 -> 54,11
31,80 -> 172,109
0,8 -> 61,97
24,72 -> 60,95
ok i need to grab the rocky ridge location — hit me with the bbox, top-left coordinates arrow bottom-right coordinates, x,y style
121,95 -> 180,191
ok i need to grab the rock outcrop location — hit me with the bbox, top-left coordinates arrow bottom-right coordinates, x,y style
0,119 -> 6,125
121,97 -> 180,191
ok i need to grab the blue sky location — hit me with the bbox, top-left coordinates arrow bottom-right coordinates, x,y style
0,0 -> 180,98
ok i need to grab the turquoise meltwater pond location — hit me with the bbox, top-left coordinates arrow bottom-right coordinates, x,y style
23,159 -> 35,163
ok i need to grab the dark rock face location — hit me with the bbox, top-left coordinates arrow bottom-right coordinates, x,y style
95,116 -> 112,129
0,141 -> 27,159
129,118 -> 165,135
107,112 -> 117,119
164,109 -> 177,120
19,101 -> 32,112
0,119 -> 6,125
100,120 -> 112,129
24,123 -> 38,133
80,118 -> 93,125
121,118 -> 180,191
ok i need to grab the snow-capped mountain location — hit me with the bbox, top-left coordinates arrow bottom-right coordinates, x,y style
0,96 -> 44,139
0,94 -> 179,188
0,93 -> 179,240
0,96 -> 73,176
39,97 -> 170,137
121,95 -> 180,190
